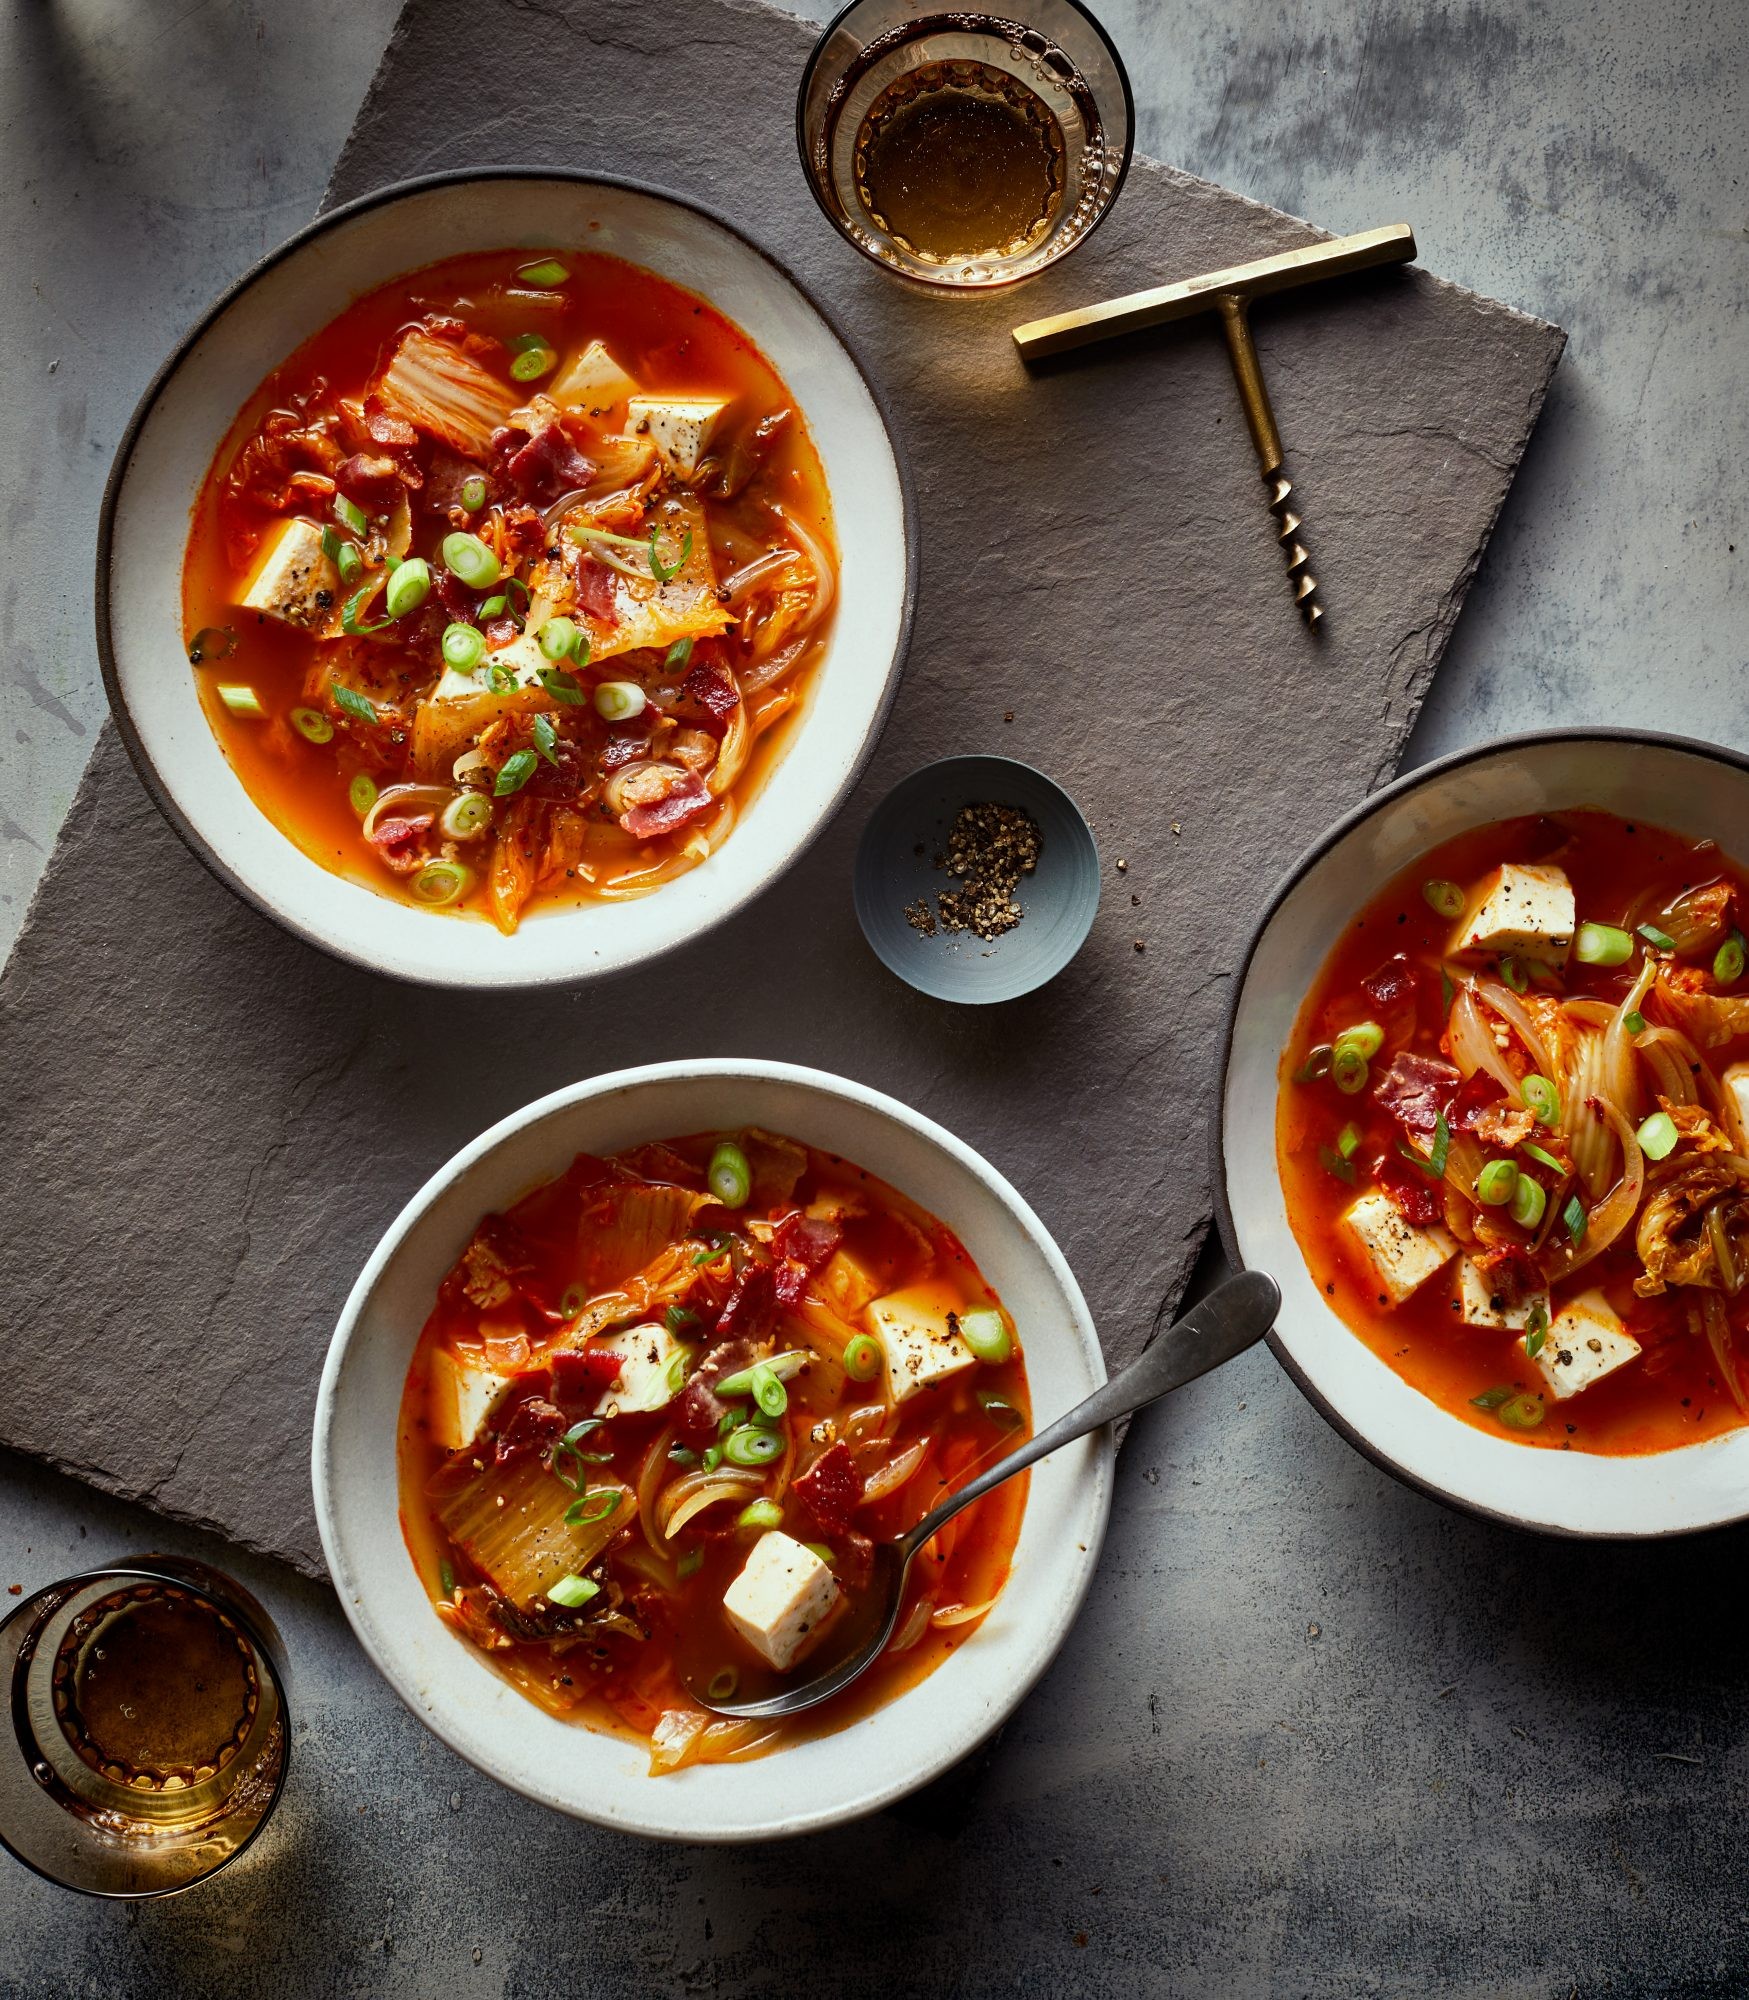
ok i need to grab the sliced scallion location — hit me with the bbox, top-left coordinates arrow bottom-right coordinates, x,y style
1520,1074 -> 1560,1125
1562,1194 -> 1587,1244
509,337 -> 558,383
666,636 -> 694,671
539,667 -> 587,705
459,473 -> 488,512
958,1307 -> 1011,1364
594,680 -> 647,722
333,493 -> 369,538
1476,1159 -> 1519,1207
1715,931 -> 1747,987
748,1362 -> 787,1419
1336,1021 -> 1385,1060
478,593 -> 508,619
1499,955 -> 1528,995
411,860 -> 472,907
1429,1110 -> 1452,1179
441,532 -> 501,590
384,557 -> 431,618
1574,922 -> 1633,967
1470,1385 -> 1515,1410
1336,1123 -> 1363,1161
332,683 -> 380,726
1331,1044 -> 1370,1096
707,1141 -> 751,1208
531,713 -> 559,765
216,684 -> 266,719
1293,1045 -> 1334,1085
844,1333 -> 881,1383
289,705 -> 333,744
1638,922 -> 1678,953
546,1573 -> 599,1609
336,541 -> 364,585
1624,1009 -> 1647,1035
494,750 -> 537,797
1521,1141 -> 1565,1174
440,793 -> 493,841
516,257 -> 571,287
539,616 -> 581,662
349,773 -> 378,817
442,622 -> 486,673
1422,878 -> 1465,920
724,1426 -> 782,1468
736,1499 -> 784,1532
648,525 -> 693,582
1636,1110 -> 1679,1161
187,625 -> 236,665
1510,1175 -> 1547,1230
706,1667 -> 739,1702
1497,1393 -> 1545,1431
1320,1146 -> 1357,1185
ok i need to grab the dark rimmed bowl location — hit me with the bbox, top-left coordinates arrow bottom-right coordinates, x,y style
97,169 -> 917,991
1215,728 -> 1749,1539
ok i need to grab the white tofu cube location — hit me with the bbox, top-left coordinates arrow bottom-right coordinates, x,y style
1455,1257 -> 1549,1333
551,339 -> 640,413
591,1320 -> 689,1416
427,1348 -> 518,1452
1724,1063 -> 1749,1138
1343,1194 -> 1456,1305
1523,1290 -> 1641,1400
1450,863 -> 1575,966
430,629 -> 552,704
722,1532 -> 840,1671
237,516 -> 338,631
867,1290 -> 978,1404
626,394 -> 729,475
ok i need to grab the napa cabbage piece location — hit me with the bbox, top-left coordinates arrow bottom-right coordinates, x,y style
573,1181 -> 712,1295
527,491 -> 731,663
370,327 -> 520,457
437,1460 -> 634,1610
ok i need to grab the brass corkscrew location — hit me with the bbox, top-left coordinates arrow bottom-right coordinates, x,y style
1012,224 -> 1419,627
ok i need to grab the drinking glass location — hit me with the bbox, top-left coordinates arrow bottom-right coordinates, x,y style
0,1556 -> 290,1898
797,0 -> 1133,289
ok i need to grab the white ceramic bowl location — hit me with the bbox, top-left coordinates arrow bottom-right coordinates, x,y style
312,1060 -> 1111,1840
98,171 -> 914,990
1217,729 -> 1749,1538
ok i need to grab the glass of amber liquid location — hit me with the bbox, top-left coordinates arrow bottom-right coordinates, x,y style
0,1557 -> 289,1898
797,0 -> 1133,289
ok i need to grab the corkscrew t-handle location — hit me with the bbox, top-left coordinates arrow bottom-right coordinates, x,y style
1011,223 -> 1420,630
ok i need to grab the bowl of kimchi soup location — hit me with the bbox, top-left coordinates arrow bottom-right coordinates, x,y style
99,170 -> 913,988
1219,730 -> 1749,1536
312,1060 -> 1110,1839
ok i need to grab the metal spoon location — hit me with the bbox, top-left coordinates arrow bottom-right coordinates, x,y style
687,1267 -> 1281,1719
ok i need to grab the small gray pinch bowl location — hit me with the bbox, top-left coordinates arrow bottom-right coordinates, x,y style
854,755 -> 1099,1003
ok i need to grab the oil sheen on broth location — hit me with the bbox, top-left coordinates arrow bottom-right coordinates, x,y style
854,58 -> 1066,261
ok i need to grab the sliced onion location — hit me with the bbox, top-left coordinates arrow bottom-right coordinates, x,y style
707,672 -> 751,799
1599,959 -> 1656,1122
1701,1293 -> 1749,1415
658,1471 -> 761,1542
773,503 -> 836,626
361,781 -> 451,843
1450,985 -> 1520,1096
721,546 -> 801,603
1561,1031 -> 1613,1200
932,1598 -> 997,1629
648,1708 -> 710,1774
638,1423 -> 677,1557
1545,1095 -> 1644,1281
887,1596 -> 933,1656
1475,977 -> 1556,1082
860,1439 -> 928,1504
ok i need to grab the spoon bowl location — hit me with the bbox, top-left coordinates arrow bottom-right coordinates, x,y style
686,1267 -> 1281,1719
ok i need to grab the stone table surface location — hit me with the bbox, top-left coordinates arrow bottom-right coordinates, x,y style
1,1 -> 1744,1995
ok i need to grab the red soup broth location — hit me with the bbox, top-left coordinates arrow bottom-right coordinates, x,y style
183,247 -> 837,932
1278,809 -> 1749,1456
397,1130 -> 1031,1771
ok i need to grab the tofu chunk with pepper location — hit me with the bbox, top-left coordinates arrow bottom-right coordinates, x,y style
1343,1194 -> 1456,1305
1450,863 -> 1576,967
867,1289 -> 977,1405
237,516 -> 339,631
427,1348 -> 519,1452
722,1532 -> 840,1671
591,1320 -> 689,1416
1522,1290 -> 1641,1400
627,394 -> 729,475
1455,1257 -> 1549,1333
551,339 -> 640,415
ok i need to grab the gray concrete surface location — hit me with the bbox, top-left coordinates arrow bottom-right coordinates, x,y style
1,1 -> 1745,1994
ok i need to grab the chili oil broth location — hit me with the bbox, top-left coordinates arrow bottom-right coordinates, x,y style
398,1134 -> 1031,1755
1277,810 -> 1749,1456
182,248 -> 836,917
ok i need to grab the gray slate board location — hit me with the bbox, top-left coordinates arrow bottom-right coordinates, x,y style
0,0 -> 1562,1576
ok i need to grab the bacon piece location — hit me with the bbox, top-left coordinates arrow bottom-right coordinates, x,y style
492,1395 -> 566,1466
793,1442 -> 860,1535
419,449 -> 491,519
833,1530 -> 875,1590
716,1260 -> 776,1343
571,553 -> 618,623
1471,1245 -> 1544,1311
362,395 -> 419,449
1373,1052 -> 1460,1134
493,419 -> 596,505
366,812 -> 434,875
501,504 -> 547,557
1376,1154 -> 1444,1227
621,771 -> 712,841
1362,954 -> 1419,1012
1446,1070 -> 1503,1134
335,452 -> 404,511
771,1211 -> 842,1305
679,661 -> 740,733
549,1347 -> 623,1403
600,732 -> 650,773
674,1336 -> 762,1441
1474,1101 -> 1536,1149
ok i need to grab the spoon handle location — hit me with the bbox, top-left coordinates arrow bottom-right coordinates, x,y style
901,1268 -> 1281,1556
